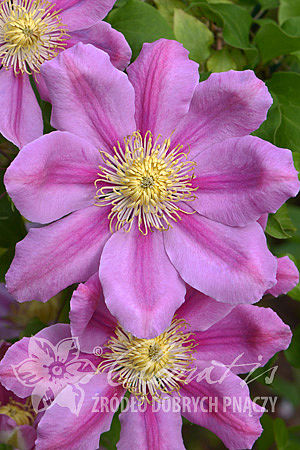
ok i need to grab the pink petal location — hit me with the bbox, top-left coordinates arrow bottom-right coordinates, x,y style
164,209 -> 277,304
28,337 -> 56,365
178,360 -> 264,450
191,136 -> 300,226
70,273 -> 117,354
176,286 -> 234,332
257,214 -> 268,230
193,304 -> 292,374
5,206 -> 110,302
0,355 -> 38,399
0,324 -> 70,398
172,70 -> 273,158
5,131 -> 100,224
35,71 -> 50,102
36,372 -> 125,450
0,69 -> 43,148
267,256 -> 299,297
127,39 -> 198,139
53,0 -> 116,31
41,43 -> 135,150
118,399 -> 185,450
100,225 -> 186,338
56,337 -> 80,364
67,21 -> 131,71
17,425 -> 37,450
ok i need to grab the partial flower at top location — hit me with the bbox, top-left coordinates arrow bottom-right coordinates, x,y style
4,41 -> 300,338
0,0 -> 131,148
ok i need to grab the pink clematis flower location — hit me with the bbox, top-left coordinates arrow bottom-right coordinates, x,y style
1,277 -> 292,450
5,40 -> 300,338
0,0 -> 131,148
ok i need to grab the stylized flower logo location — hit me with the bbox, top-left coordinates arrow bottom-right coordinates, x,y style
12,336 -> 96,415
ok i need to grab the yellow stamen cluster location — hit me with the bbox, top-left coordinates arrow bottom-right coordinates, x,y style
0,398 -> 34,426
95,131 -> 197,235
0,0 -> 68,74
97,319 -> 196,403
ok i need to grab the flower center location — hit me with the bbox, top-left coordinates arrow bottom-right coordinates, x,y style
97,319 -> 196,403
0,0 -> 68,74
0,398 -> 34,426
95,131 -> 197,235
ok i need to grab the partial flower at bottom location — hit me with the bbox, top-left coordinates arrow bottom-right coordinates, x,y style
0,276 -> 292,449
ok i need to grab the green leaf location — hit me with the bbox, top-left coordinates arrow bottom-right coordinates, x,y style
0,194 -> 26,248
107,0 -> 174,60
0,163 -> 26,248
260,0 -> 279,8
154,0 -> 185,27
207,47 -> 248,72
207,48 -> 237,71
267,72 -> 300,152
285,325 -> 300,368
279,0 -> 300,26
270,376 -> 300,407
190,1 -> 258,65
288,281 -> 300,301
292,151 -> 300,177
257,414 -> 275,450
192,1 -> 252,48
235,0 -> 260,10
274,418 -> 289,449
252,94 -> 281,144
206,0 -> 234,3
174,9 -> 214,63
0,247 -> 14,282
255,19 -> 300,63
282,17 -> 300,37
266,204 -> 296,239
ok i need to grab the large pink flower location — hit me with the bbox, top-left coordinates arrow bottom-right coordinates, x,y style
8,276 -> 290,450
0,0 -> 131,148
5,40 -> 299,338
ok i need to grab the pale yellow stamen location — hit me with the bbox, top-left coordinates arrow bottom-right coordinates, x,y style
0,398 -> 34,426
94,131 -> 197,235
0,0 -> 68,74
97,319 -> 196,403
